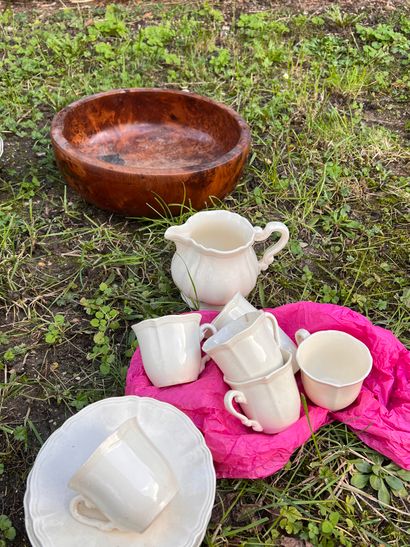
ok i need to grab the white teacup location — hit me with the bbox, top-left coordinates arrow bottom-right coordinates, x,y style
203,311 -> 283,382
132,314 -> 216,387
211,292 -> 257,330
224,349 -> 300,434
295,329 -> 373,411
68,417 -> 178,533
212,293 -> 299,373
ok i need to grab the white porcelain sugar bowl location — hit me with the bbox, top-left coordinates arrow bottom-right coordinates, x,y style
164,210 -> 289,309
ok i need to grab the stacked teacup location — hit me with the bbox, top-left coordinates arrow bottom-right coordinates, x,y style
202,294 -> 301,434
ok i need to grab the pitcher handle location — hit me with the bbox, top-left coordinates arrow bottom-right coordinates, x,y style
70,495 -> 116,532
224,390 -> 263,432
253,222 -> 289,272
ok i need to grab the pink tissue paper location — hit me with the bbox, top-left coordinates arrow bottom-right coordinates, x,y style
125,302 -> 410,479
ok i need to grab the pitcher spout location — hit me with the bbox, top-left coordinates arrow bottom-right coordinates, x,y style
164,225 -> 191,244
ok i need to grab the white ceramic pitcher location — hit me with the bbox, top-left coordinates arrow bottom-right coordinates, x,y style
164,210 -> 289,309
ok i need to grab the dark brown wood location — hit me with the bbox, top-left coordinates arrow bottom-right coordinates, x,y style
51,88 -> 251,217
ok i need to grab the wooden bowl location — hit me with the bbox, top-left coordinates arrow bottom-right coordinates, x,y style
51,89 -> 251,217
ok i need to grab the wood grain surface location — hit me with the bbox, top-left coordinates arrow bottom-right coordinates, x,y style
51,88 -> 251,217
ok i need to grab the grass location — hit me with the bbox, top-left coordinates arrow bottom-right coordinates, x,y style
0,1 -> 409,545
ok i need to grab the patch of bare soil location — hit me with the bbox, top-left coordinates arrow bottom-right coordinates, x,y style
1,0 -> 409,14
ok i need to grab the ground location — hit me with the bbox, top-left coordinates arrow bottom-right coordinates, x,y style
0,1 -> 409,546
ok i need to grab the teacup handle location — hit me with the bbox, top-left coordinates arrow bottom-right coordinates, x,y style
200,323 -> 217,342
253,222 -> 289,272
224,390 -> 263,432
199,323 -> 217,372
295,328 -> 311,346
70,495 -> 116,532
263,312 -> 281,345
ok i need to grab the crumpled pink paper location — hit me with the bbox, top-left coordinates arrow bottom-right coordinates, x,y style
125,302 -> 410,479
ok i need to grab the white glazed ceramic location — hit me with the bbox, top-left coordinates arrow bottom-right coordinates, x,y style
211,293 -> 299,373
203,311 -> 283,382
295,329 -> 373,411
68,417 -> 178,533
211,292 -> 257,330
224,349 -> 300,434
24,471 -> 37,546
164,210 -> 289,309
25,396 -> 216,547
132,313 -> 216,387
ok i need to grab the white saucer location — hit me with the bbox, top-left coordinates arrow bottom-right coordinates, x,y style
25,396 -> 216,547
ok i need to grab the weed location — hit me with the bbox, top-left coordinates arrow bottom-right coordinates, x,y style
326,6 -> 363,28
351,453 -> 410,505
80,281 -> 121,375
89,5 -> 128,38
44,314 -> 67,345
0,515 -> 16,545
2,344 -> 27,364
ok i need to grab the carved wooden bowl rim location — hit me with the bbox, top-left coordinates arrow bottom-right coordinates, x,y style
50,88 -> 251,176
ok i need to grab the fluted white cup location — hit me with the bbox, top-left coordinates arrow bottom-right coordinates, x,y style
132,313 -> 216,387
295,329 -> 373,411
211,293 -> 299,373
224,349 -> 300,434
203,310 -> 283,382
69,417 -> 178,533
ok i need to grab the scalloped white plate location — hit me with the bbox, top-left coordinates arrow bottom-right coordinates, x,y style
25,396 -> 215,547
24,471 -> 36,545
